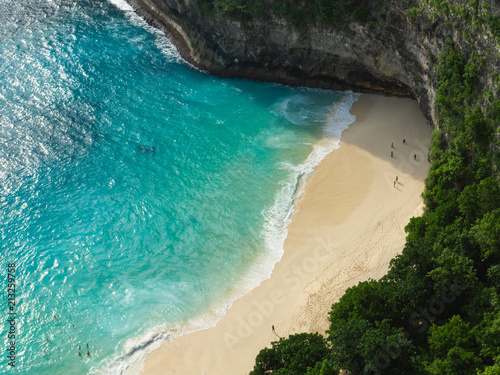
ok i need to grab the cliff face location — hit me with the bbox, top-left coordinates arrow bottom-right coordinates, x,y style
127,0 -> 499,127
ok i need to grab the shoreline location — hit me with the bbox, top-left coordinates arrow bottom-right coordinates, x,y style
140,93 -> 432,374
105,91 -> 359,375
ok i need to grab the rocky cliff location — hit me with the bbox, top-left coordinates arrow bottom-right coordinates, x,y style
126,0 -> 499,127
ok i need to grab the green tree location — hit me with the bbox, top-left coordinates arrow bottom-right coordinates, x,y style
329,280 -> 395,324
360,320 -> 419,374
328,317 -> 371,373
426,315 -> 482,374
427,248 -> 477,289
305,359 -> 339,375
478,355 -> 500,374
471,209 -> 500,261
250,332 -> 329,375
329,318 -> 419,374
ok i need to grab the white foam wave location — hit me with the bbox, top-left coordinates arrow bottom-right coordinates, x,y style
259,90 -> 360,280
302,91 -> 361,174
272,94 -> 326,127
91,91 -> 359,375
89,303 -> 232,375
93,278 -> 276,374
107,0 -> 134,12
106,0 -> 183,64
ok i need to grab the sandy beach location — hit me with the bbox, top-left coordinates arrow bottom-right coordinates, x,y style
141,94 -> 432,375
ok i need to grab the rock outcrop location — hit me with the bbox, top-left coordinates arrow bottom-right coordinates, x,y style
126,0 -> 499,127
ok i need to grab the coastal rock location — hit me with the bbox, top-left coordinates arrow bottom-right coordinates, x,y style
126,0 -> 499,127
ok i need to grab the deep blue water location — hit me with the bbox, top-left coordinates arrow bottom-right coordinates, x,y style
0,0 -> 357,373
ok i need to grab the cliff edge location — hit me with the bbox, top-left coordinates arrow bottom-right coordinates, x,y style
125,0 -> 499,128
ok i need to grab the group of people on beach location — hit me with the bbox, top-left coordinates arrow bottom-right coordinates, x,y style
391,138 -> 419,188
391,139 -> 418,161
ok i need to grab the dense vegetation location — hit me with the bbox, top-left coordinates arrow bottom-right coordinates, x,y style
407,0 -> 500,43
204,1 -> 500,374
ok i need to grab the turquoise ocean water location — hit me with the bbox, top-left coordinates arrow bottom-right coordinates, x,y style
0,0 -> 358,373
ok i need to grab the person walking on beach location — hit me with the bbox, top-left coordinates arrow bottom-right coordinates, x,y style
272,325 -> 281,338
391,151 -> 393,158
396,176 -> 398,182
391,142 -> 394,148
403,139 -> 406,144
393,180 -> 396,188
414,154 -> 417,160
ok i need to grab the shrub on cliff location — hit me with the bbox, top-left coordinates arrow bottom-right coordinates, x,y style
249,332 -> 331,375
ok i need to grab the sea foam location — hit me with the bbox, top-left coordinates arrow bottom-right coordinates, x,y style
108,0 -> 183,64
260,90 -> 360,281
